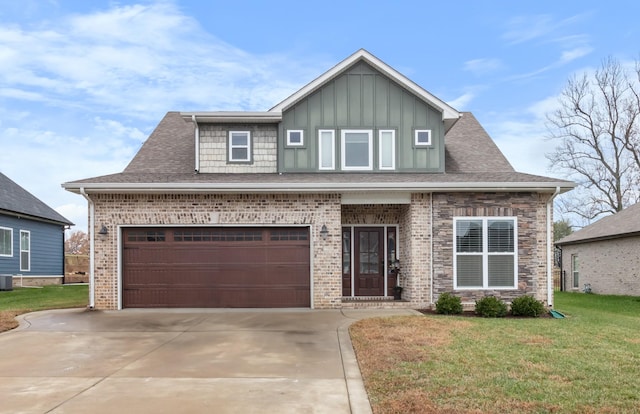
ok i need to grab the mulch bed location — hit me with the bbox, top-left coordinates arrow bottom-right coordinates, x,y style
417,309 -> 553,318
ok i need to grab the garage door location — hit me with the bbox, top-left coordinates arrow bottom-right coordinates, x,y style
122,227 -> 310,308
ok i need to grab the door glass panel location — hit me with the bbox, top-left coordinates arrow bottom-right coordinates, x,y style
342,229 -> 351,274
359,231 -> 379,274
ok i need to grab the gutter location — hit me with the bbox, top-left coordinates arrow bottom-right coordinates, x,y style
79,188 -> 95,309
546,186 -> 561,308
63,181 -> 575,194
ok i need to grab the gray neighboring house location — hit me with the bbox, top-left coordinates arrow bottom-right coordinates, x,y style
63,49 -> 575,310
556,202 -> 640,295
0,172 -> 73,286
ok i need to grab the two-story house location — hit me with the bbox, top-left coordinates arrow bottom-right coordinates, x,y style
63,49 -> 574,310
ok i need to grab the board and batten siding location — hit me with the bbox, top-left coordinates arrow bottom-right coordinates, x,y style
279,61 -> 444,172
0,214 -> 65,276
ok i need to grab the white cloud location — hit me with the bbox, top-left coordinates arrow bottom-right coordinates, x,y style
447,92 -> 475,110
464,58 -> 503,75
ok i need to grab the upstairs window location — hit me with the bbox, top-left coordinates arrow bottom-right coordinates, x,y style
378,130 -> 395,170
341,130 -> 372,170
228,131 -> 251,162
319,129 -> 335,170
287,130 -> 304,146
414,129 -> 432,146
454,218 -> 517,289
0,227 -> 12,256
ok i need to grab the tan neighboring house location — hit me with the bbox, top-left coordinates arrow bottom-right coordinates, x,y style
556,202 -> 640,295
62,49 -> 574,310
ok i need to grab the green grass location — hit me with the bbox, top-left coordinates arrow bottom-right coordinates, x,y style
0,285 -> 88,331
0,285 -> 89,311
351,291 -> 640,413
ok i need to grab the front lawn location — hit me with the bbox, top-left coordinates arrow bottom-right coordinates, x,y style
350,292 -> 640,413
0,285 -> 88,332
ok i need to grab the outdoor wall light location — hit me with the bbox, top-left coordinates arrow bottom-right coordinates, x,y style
98,225 -> 108,239
320,224 -> 329,240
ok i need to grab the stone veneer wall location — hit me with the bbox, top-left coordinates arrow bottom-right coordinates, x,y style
431,192 -> 552,306
198,124 -> 277,173
91,193 -> 341,310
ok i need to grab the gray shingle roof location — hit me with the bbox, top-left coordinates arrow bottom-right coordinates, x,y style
0,172 -> 73,225
64,111 -> 573,193
556,202 -> 640,245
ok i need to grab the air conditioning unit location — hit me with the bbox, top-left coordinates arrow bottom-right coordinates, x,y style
0,275 -> 13,291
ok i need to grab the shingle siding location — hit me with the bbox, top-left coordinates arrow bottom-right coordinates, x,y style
199,124 -> 277,173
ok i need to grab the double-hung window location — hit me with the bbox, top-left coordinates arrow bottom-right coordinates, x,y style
341,130 -> 373,170
228,131 -> 251,162
319,129 -> 335,170
0,227 -> 12,257
571,255 -> 579,289
20,230 -> 30,271
454,217 -> 517,289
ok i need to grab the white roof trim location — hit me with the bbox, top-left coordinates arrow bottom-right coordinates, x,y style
270,49 -> 460,122
64,181 -> 575,194
180,112 -> 282,123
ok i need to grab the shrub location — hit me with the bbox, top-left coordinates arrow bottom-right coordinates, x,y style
511,295 -> 545,317
435,292 -> 463,315
475,296 -> 508,318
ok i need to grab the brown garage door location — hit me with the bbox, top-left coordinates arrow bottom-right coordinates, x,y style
122,227 -> 310,308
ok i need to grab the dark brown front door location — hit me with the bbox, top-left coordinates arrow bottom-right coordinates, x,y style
354,227 -> 384,296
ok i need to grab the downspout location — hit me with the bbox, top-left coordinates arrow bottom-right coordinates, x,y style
430,192 -> 434,307
546,186 -> 561,308
193,114 -> 200,173
80,188 -> 95,309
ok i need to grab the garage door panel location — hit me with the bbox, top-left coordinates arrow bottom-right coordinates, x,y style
122,227 -> 310,308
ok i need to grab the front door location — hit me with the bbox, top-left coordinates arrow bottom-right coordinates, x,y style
354,227 -> 384,296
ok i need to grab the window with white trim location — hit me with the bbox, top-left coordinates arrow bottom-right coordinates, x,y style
571,254 -> 579,289
341,130 -> 372,170
414,129 -> 432,146
454,218 -> 517,289
0,227 -> 12,257
318,129 -> 335,170
20,230 -> 30,271
378,130 -> 395,170
228,131 -> 251,162
287,130 -> 304,146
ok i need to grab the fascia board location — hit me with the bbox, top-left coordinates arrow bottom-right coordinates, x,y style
269,49 -> 460,121
180,112 -> 282,123
63,181 -> 576,194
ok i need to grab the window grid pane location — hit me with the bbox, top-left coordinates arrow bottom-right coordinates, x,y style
456,220 -> 483,252
456,255 -> 483,287
0,228 -> 11,256
488,255 -> 514,286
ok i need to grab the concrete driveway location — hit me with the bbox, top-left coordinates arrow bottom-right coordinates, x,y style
0,308 -> 417,414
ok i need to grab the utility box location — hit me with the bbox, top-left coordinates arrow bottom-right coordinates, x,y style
0,275 -> 13,291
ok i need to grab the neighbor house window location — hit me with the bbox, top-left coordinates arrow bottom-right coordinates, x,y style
287,130 -> 304,146
341,129 -> 372,170
228,131 -> 251,162
379,130 -> 395,170
20,230 -> 30,271
318,129 -> 335,170
0,227 -> 12,256
571,254 -> 579,289
454,218 -> 517,289
414,129 -> 432,146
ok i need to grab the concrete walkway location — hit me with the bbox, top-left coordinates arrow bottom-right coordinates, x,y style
0,308 -> 418,414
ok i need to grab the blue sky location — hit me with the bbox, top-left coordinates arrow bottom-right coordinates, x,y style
1,0 -> 639,233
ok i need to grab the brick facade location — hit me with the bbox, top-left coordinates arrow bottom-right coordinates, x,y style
89,191 -> 552,310
560,236 -> 640,296
199,124 -> 277,173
